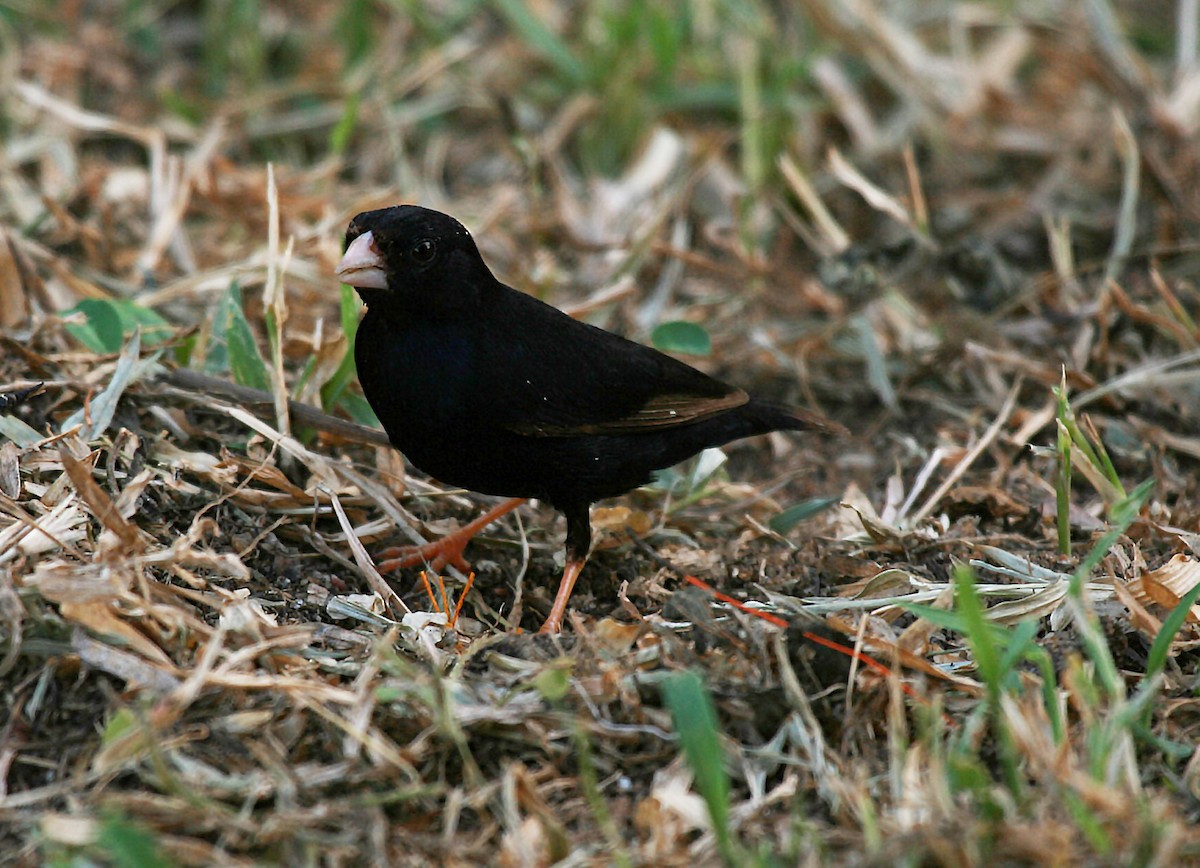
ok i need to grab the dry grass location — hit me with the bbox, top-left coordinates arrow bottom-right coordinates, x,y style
2,1 -> 1200,865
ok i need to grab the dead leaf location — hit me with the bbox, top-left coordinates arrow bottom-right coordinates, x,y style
0,229 -> 31,328
1112,576 -> 1164,640
61,600 -> 173,665
943,485 -> 1030,520
837,568 -> 916,599
59,447 -> 143,552
1127,555 -> 1200,623
0,441 -> 20,498
592,505 -> 653,535
592,617 -> 641,654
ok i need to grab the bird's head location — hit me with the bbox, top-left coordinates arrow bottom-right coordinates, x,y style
336,205 -> 491,311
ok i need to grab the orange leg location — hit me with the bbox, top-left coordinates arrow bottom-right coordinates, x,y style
538,556 -> 588,634
536,503 -> 593,634
378,497 -> 526,573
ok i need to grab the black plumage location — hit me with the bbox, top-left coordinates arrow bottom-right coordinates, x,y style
336,205 -> 839,632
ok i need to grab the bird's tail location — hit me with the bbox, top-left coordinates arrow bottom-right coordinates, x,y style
748,399 -> 847,437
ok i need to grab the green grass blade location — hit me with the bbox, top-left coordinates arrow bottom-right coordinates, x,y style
953,565 -> 1001,690
1138,579 -> 1200,729
1144,580 -> 1200,681
1069,478 -> 1154,597
662,670 -> 737,864
1056,418 -> 1072,555
491,0 -> 586,86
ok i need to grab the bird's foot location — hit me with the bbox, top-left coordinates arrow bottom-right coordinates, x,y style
375,497 -> 526,575
377,538 -> 469,574
537,557 -> 586,634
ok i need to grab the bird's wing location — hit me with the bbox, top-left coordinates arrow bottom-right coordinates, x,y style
475,287 -> 747,437
505,387 -> 751,436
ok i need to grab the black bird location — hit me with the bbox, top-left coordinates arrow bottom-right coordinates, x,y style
336,205 -> 840,633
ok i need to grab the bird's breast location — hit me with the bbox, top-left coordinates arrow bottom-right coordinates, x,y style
356,313 -> 477,440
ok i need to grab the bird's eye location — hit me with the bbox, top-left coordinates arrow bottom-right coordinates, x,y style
410,239 -> 437,264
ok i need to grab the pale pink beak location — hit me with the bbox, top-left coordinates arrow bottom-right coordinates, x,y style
335,231 -> 388,290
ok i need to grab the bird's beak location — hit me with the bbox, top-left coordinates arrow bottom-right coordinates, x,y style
335,231 -> 389,290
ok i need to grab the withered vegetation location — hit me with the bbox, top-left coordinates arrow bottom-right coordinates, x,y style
2,2 -> 1200,865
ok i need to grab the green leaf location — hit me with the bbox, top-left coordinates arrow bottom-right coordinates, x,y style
215,282 -> 271,391
115,300 -> 169,339
768,496 -> 841,534
340,281 -> 361,339
97,812 -> 171,868
66,298 -> 123,352
661,670 -> 736,863
63,298 -> 171,353
203,295 -> 231,375
338,391 -> 379,428
651,321 -> 711,356
100,707 -> 137,746
173,332 -> 197,367
321,284 -> 363,409
532,663 -> 572,701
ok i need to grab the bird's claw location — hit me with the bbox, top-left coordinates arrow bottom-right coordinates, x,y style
377,538 -> 472,574
374,498 -> 525,576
